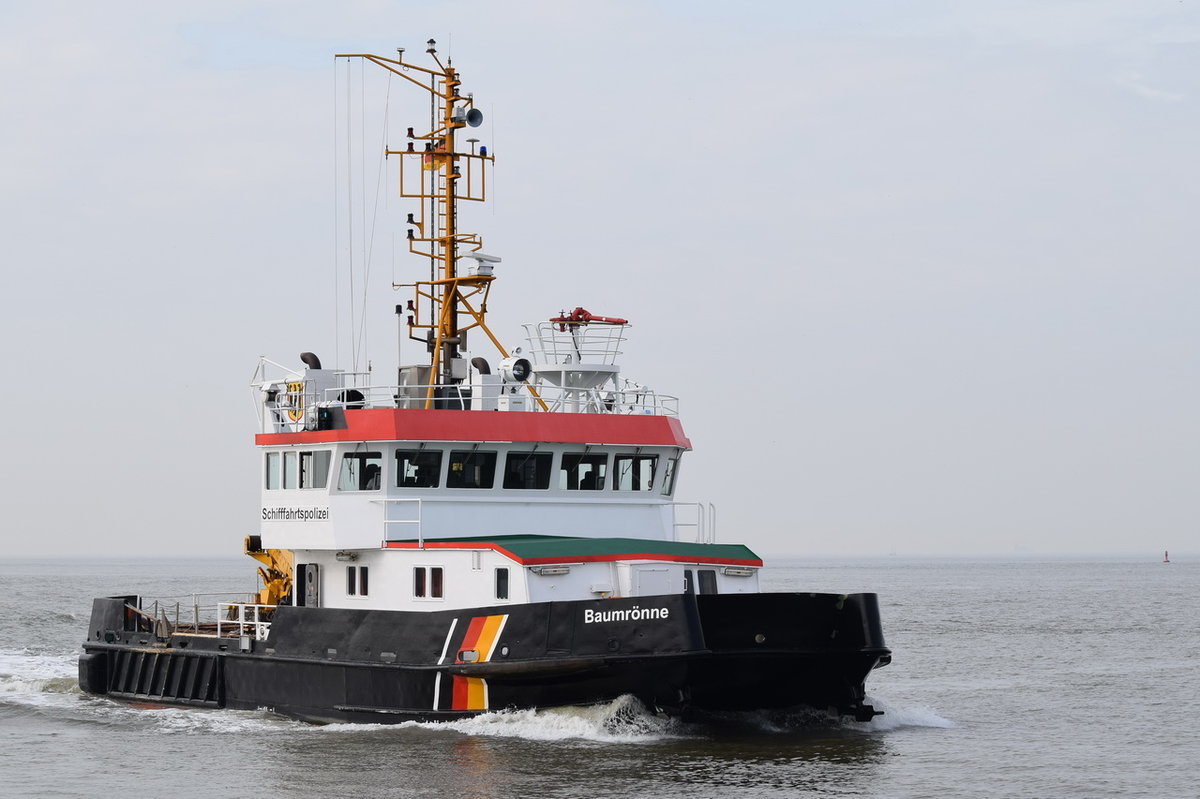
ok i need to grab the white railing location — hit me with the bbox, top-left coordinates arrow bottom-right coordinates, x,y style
671,502 -> 717,544
217,603 -> 275,642
320,382 -> 678,416
251,356 -> 679,434
523,321 -> 627,366
378,497 -> 424,545
530,381 -> 679,417
142,592 -> 258,632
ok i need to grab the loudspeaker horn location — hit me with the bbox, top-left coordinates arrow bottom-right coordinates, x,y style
466,108 -> 484,128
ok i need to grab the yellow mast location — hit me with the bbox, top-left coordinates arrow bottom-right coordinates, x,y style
337,42 -> 516,407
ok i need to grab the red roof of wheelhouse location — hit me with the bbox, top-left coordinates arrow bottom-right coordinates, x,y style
256,408 -> 693,448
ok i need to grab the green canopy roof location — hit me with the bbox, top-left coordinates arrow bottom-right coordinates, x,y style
383,534 -> 762,566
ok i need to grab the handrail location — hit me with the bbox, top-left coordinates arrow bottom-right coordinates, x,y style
217,603 -> 275,642
139,593 -> 257,634
671,502 -> 717,544
376,497 -> 424,547
522,321 -> 627,366
250,353 -> 679,434
320,382 -> 678,416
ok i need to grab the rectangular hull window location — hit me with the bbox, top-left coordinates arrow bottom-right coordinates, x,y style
346,565 -> 369,596
495,567 -> 509,600
414,566 -> 444,599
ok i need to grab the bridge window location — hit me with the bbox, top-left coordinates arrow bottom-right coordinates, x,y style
338,451 -> 382,491
283,451 -> 298,488
447,450 -> 497,489
300,451 -> 331,488
660,457 -> 678,496
265,452 -> 280,489
560,453 -> 608,490
614,454 -> 658,491
265,450 -> 330,490
396,449 -> 442,488
503,451 -> 553,489
414,566 -> 445,599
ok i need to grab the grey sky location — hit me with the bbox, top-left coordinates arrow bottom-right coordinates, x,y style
1,1 -> 1195,558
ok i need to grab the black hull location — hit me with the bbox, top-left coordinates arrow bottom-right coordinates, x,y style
80,592 -> 890,723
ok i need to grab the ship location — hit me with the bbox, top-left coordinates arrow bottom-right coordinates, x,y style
78,43 -> 891,724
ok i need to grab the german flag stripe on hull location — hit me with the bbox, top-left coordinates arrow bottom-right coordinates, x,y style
455,614 -> 508,664
451,675 -> 488,711
450,614 -> 508,711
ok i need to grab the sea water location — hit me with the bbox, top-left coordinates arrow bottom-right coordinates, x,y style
2,556 -> 1195,798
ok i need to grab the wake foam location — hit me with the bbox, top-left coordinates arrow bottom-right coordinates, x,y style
318,695 -> 684,743
636,697 -> 954,735
422,695 -> 682,743
0,651 -> 80,697
692,704 -> 842,733
145,707 -> 304,735
317,695 -> 954,742
858,698 -> 955,731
